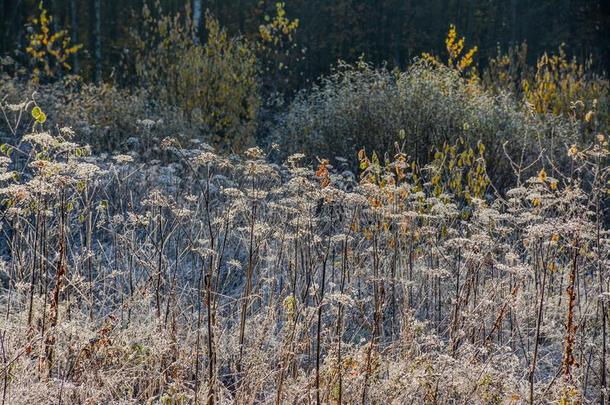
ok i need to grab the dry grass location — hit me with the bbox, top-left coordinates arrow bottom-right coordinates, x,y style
0,92 -> 608,405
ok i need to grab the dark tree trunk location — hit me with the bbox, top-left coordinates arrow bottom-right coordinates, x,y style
93,0 -> 102,83
70,0 -> 79,74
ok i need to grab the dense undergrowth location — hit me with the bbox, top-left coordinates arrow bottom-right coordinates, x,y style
0,4 -> 609,405
0,96 -> 608,403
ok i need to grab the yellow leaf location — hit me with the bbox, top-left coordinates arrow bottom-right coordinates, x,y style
584,110 -> 594,122
537,168 -> 547,182
31,106 -> 42,120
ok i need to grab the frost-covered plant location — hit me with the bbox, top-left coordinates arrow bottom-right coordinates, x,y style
274,59 -> 580,190
0,75 -> 200,157
0,96 -> 607,404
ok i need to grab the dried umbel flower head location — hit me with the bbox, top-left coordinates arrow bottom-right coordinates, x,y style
70,162 -> 102,180
22,131 -> 59,148
142,188 -> 171,208
286,153 -> 306,168
113,154 -> 134,164
221,187 -> 243,199
0,156 -> 11,170
5,102 -> 27,112
160,137 -> 180,150
245,146 -> 264,160
59,126 -> 76,138
0,184 -> 31,203
137,118 -> 156,129
193,151 -> 218,167
171,207 -> 193,219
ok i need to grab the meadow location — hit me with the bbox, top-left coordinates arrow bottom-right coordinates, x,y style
0,2 -> 609,404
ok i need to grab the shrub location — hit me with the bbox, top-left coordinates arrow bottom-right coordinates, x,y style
274,59 -> 403,162
483,44 -> 609,134
25,1 -> 82,83
422,24 -> 478,77
61,82 -> 196,156
127,3 -> 261,151
274,59 -> 579,188
256,1 -> 303,96
0,74 -> 199,158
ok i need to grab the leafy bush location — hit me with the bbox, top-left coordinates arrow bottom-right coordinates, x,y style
61,83 -> 196,155
256,1 -> 303,96
0,75 -> 197,158
1,3 -> 261,154
483,44 -> 609,133
127,4 -> 261,151
422,24 -> 478,77
275,59 -> 579,187
24,1 -> 82,83
274,59 -> 403,162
